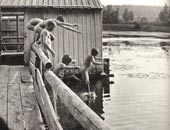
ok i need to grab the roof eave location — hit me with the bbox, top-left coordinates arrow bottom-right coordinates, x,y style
0,5 -> 103,9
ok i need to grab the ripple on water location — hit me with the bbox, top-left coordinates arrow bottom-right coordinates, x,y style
102,37 -> 170,130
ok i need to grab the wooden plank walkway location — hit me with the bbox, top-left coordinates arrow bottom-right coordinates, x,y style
0,65 -> 45,130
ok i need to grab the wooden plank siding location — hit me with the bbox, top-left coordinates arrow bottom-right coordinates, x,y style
24,8 -> 102,67
24,9 -> 35,65
73,10 -> 78,62
95,10 -> 102,57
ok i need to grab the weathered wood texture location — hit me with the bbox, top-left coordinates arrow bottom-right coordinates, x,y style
34,69 -> 63,130
29,61 -> 36,80
0,83 -> 8,121
45,70 -> 110,130
32,44 -> 52,69
20,82 -> 46,130
0,65 -> 45,130
24,9 -> 102,67
0,0 -> 103,8
30,50 -> 36,65
20,66 -> 33,83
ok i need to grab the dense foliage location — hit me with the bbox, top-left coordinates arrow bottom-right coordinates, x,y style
158,4 -> 170,25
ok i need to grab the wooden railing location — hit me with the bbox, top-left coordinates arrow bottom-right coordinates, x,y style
29,44 -> 110,130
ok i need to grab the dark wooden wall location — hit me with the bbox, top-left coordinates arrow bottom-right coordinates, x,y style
24,8 -> 102,66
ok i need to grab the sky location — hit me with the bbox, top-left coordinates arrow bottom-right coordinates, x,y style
100,0 -> 169,6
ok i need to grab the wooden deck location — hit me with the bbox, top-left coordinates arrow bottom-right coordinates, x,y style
0,65 -> 45,130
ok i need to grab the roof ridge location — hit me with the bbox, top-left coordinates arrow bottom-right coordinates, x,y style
0,0 -> 103,8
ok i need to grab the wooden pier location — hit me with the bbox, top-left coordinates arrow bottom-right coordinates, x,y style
0,44 -> 111,130
0,65 -> 45,130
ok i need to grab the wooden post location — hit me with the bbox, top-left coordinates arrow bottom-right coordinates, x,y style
16,15 -> 19,43
32,44 -> 52,69
104,58 -> 110,75
44,70 -> 110,130
0,8 -> 1,64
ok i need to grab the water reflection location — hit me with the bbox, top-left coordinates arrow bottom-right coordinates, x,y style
102,42 -> 170,130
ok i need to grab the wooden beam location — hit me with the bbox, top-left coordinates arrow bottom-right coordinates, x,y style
29,61 -> 36,80
0,84 -> 7,121
7,66 -> 24,130
2,12 -> 24,16
16,15 -> 19,43
32,44 -> 52,69
30,50 -> 36,66
0,7 -> 2,63
20,82 -> 46,130
1,29 -> 16,32
20,66 -> 33,83
7,83 -> 25,130
34,69 -> 63,130
2,36 -> 24,39
44,70 -> 110,130
0,65 -> 10,83
1,43 -> 24,45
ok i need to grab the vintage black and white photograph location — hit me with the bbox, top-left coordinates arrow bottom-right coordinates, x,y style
0,0 -> 169,130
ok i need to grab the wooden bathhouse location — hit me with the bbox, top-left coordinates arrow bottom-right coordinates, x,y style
0,0 -> 103,66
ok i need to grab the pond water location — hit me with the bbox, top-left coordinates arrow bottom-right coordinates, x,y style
101,32 -> 170,130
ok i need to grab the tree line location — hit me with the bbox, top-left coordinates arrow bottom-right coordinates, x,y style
158,4 -> 170,25
103,5 -> 134,24
103,4 -> 170,25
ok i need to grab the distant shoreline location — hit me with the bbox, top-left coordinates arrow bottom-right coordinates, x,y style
103,24 -> 170,33
102,31 -> 170,47
103,32 -> 170,39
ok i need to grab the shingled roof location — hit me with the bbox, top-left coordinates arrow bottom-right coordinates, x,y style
0,0 -> 103,9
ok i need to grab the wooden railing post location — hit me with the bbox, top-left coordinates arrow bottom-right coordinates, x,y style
31,44 -> 57,114
32,44 -> 52,70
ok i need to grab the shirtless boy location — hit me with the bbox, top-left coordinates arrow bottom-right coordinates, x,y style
39,21 -> 56,59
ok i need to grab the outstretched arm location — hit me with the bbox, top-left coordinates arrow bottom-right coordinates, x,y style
54,20 -> 81,33
92,56 -> 103,65
61,25 -> 81,33
55,19 -> 78,27
94,57 -> 103,60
